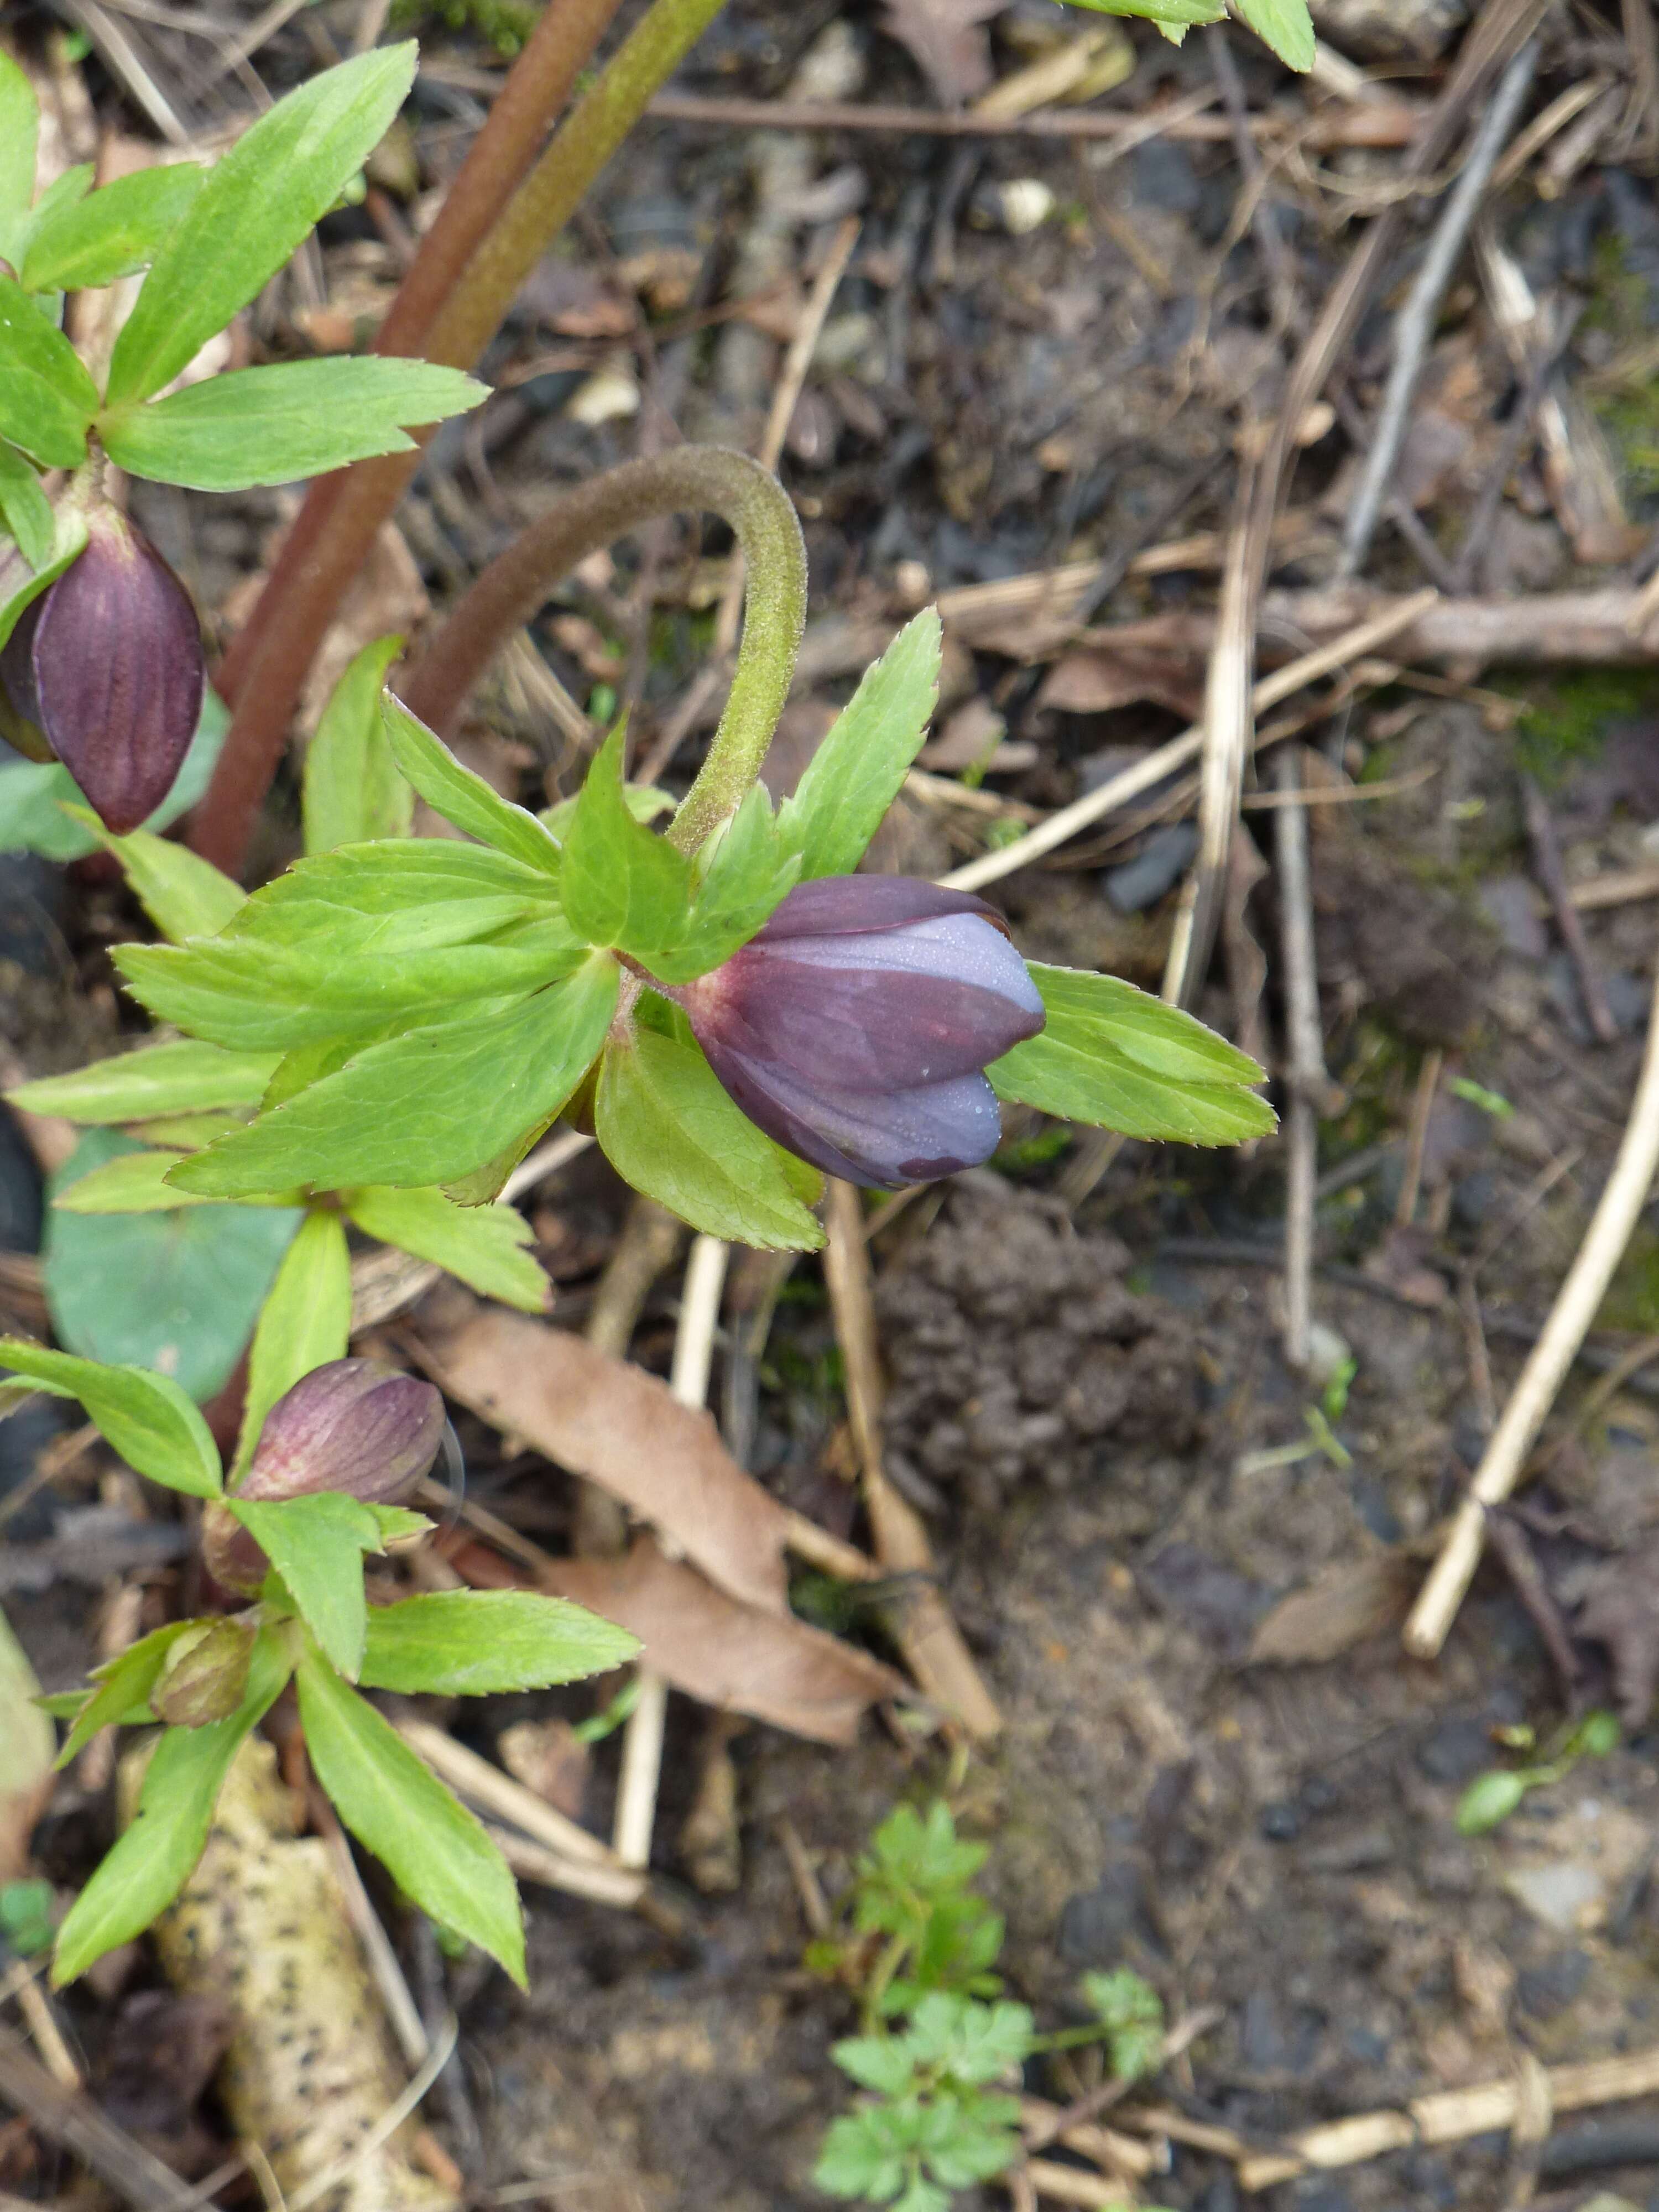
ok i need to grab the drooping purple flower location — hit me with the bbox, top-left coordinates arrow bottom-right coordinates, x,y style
672,875 -> 1045,1188
0,502 -> 204,832
204,1358 -> 445,1593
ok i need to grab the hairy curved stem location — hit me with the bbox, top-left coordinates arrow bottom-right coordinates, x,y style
190,0 -> 732,877
399,447 -> 806,853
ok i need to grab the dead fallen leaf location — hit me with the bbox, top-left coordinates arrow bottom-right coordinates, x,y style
452,1536 -> 901,1744
1037,645 -> 1206,719
1575,1532 -> 1659,1728
497,1717 -> 591,1823
878,0 -> 1002,107
0,1605 -> 53,1882
1248,1553 -> 1415,1665
410,1296 -> 795,1616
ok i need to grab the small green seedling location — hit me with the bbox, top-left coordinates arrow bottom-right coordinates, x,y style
1457,1709 -> 1622,1835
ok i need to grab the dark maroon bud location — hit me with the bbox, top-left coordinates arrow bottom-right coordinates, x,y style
22,501 -> 205,833
239,1357 -> 445,1505
152,1618 -> 255,1726
673,876 -> 1045,1189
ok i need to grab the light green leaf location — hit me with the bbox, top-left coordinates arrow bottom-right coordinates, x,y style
0,441 -> 52,572
43,1130 -> 301,1402
0,55 -> 39,255
51,1147 -> 220,1212
366,1504 -> 431,1545
101,358 -> 488,492
1,1605 -> 53,1841
0,676 -> 225,852
61,804 -> 244,941
53,1621 -> 198,1767
559,726 -> 694,962
106,46 -> 418,406
1059,0 -> 1222,26
596,1025 -> 823,1251
361,1589 -> 638,1695
218,839 -> 561,955
987,964 -> 1276,1144
779,610 -> 941,879
296,1646 -> 525,1983
116,925 -> 579,1051
8,1040 -> 280,1123
0,274 -> 98,467
381,695 -> 561,879
128,1112 -> 251,1150
645,781 -> 800,985
232,1492 -> 382,1678
345,1185 -> 549,1313
167,954 -> 620,1196
304,635 -> 412,854
231,1208 -> 351,1481
51,1631 -> 292,1985
0,1332 -> 221,1494
20,162 -> 206,294
1233,0 -> 1315,69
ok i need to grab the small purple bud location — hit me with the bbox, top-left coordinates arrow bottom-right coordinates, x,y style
152,1619 -> 255,1726
15,502 -> 205,833
675,876 -> 1045,1188
204,1358 -> 445,1594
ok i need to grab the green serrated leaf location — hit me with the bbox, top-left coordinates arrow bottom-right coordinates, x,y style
304,634 -> 412,854
344,1183 -> 548,1313
0,1332 -> 222,1495
644,781 -> 800,985
233,1492 -> 382,1678
1233,0 -> 1315,69
360,1589 -> 639,1696
20,161 -> 206,294
559,725 -> 693,962
101,358 -> 488,492
128,1112 -> 251,1150
1059,0 -> 1222,22
43,1130 -> 301,1402
61,804 -> 244,941
0,274 -> 98,467
296,1646 -> 525,1983
106,46 -> 418,406
0,55 -> 39,257
219,838 -> 561,953
779,609 -> 941,879
231,1207 -> 351,1481
987,963 -> 1275,1144
0,441 -> 52,572
381,695 -> 561,877
50,1147 -> 220,1212
53,1621 -> 198,1767
166,954 -> 619,1197
8,1040 -> 281,1123
595,1024 -> 824,1251
50,1631 -> 291,1985
366,1504 -> 431,1545
832,2035 -> 920,2097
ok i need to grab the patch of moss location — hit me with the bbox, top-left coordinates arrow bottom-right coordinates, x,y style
1597,1228 -> 1659,1334
389,0 -> 538,55
1514,668 -> 1659,785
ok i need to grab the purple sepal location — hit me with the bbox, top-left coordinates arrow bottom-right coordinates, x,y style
241,1357 -> 445,1505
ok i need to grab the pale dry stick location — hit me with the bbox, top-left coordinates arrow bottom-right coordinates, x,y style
1236,2042 -> 1659,2191
285,2015 -> 458,2212
484,1824 -> 648,1909
395,1717 -> 623,1867
1019,2101 -> 1157,2179
822,1178 -> 1003,1738
1491,74 -> 1613,189
14,1975 -> 80,2093
1338,40 -> 1541,578
612,1232 -> 729,1871
311,1799 -> 429,2068
1161,468 -> 1255,1010
0,2016 -> 202,2212
940,593 -> 1438,896
1572,864 -> 1659,911
1395,1049 -> 1444,1228
711,216 -> 862,660
1272,747 -> 1331,1371
1405,955 -> 1659,1658
1019,2162 -> 1135,2209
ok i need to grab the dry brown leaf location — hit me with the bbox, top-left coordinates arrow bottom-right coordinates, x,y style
878,0 -> 1003,107
1247,1553 -> 1415,1665
1037,645 -> 1206,719
455,1536 -> 901,1744
411,1297 -> 795,1616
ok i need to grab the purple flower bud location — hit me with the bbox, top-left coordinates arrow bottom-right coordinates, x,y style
674,876 -> 1044,1188
204,1358 -> 445,1593
0,501 -> 204,832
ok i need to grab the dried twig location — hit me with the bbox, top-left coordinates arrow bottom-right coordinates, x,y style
822,1180 -> 1001,1738
0,2018 -> 202,2212
1272,748 -> 1333,1370
1405,954 -> 1659,1658
612,1232 -> 729,1870
1338,40 -> 1541,578
941,593 -> 1436,895
1396,1049 -> 1443,1229
1521,774 -> 1619,1045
